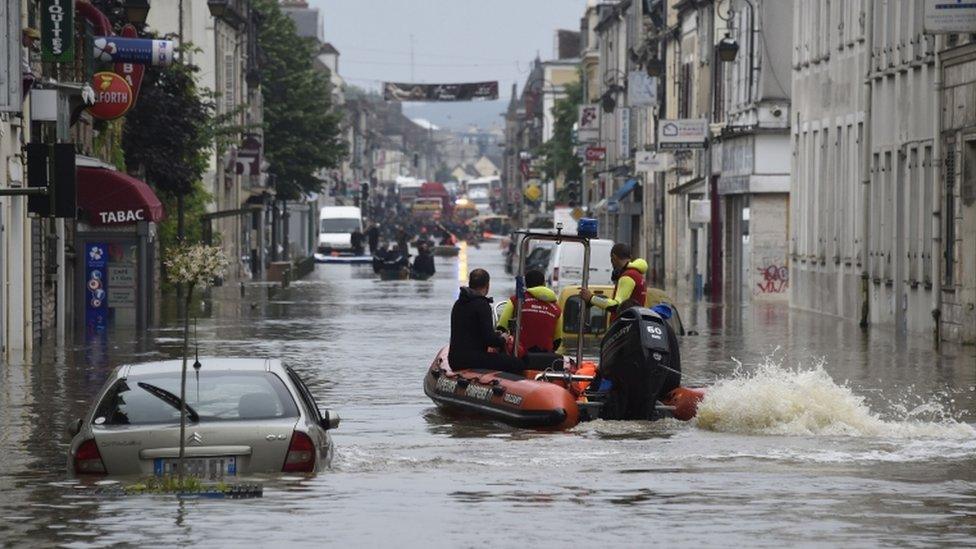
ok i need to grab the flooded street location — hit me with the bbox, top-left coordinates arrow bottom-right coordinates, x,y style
1,244 -> 975,547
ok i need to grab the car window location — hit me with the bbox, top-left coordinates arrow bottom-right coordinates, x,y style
93,371 -> 299,425
286,368 -> 322,422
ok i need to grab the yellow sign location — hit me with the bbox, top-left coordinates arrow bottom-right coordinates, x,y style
571,207 -> 583,220
524,184 -> 542,201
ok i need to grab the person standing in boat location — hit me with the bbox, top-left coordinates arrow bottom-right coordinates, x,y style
449,269 -> 524,373
580,243 -> 648,322
411,243 -> 436,278
367,222 -> 380,254
496,269 -> 562,357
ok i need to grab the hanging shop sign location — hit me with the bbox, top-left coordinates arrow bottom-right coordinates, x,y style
235,134 -> 263,175
87,71 -> 134,120
114,25 -> 146,100
578,104 -> 600,143
924,1 -> 976,33
584,146 -> 607,162
85,243 -> 108,335
635,150 -> 671,173
627,71 -> 658,107
658,118 -> 709,150
41,0 -> 74,63
383,81 -> 498,102
93,36 -> 174,66
618,107 -> 631,158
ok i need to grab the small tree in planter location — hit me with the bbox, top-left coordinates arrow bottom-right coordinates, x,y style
164,243 -> 228,482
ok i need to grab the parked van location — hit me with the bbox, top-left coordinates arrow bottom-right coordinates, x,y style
545,238 -> 615,292
318,206 -> 362,254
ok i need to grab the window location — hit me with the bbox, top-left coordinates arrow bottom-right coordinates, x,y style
679,63 -> 692,118
320,218 -> 361,233
923,145 -> 933,284
94,371 -> 299,425
908,147 -> 919,282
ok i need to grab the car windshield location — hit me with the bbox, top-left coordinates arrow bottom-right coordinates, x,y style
93,371 -> 299,425
320,218 -> 360,233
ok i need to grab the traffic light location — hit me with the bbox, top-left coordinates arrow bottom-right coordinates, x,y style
567,180 -> 580,207
361,182 -> 369,206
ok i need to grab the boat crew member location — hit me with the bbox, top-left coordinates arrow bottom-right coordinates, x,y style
496,269 -> 562,357
449,269 -> 523,373
367,222 -> 380,254
411,243 -> 436,278
580,243 -> 648,322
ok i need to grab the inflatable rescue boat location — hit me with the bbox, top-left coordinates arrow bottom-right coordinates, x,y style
424,307 -> 706,430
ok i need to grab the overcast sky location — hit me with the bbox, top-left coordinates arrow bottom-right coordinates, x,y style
309,0 -> 587,128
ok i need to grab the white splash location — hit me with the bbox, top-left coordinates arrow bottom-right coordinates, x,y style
695,358 -> 976,439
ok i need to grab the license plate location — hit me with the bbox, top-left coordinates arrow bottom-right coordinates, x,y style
153,456 -> 237,478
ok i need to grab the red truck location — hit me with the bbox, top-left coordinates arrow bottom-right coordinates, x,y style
413,182 -> 453,219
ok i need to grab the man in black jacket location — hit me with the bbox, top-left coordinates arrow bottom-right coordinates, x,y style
449,269 -> 524,373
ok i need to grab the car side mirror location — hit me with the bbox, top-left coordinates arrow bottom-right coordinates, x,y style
68,418 -> 83,437
319,409 -> 340,430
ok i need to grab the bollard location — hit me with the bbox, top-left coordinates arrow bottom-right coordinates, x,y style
240,282 -> 246,298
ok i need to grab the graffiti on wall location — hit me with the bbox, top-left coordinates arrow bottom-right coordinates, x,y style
756,264 -> 789,294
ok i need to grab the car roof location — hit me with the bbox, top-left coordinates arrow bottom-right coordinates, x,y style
118,358 -> 282,378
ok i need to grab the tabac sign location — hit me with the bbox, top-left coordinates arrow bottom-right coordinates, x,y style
41,0 -> 74,63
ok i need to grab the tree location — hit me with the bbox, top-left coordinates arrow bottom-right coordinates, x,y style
537,80 -> 583,188
254,0 -> 347,200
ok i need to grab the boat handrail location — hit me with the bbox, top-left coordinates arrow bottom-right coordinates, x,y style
534,372 -> 595,382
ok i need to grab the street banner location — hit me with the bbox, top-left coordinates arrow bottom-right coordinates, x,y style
627,71 -> 658,107
85,243 -> 108,336
658,118 -> 709,150
578,104 -> 599,142
114,25 -> 146,100
924,1 -> 976,33
584,146 -> 606,162
87,72 -> 134,120
93,36 -> 175,66
635,150 -> 670,172
618,107 -> 631,158
41,0 -> 74,63
383,81 -> 498,102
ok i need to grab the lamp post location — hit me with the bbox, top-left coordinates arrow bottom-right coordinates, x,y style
123,0 -> 151,24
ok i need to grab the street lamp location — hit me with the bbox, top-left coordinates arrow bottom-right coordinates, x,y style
717,34 -> 740,62
123,0 -> 150,24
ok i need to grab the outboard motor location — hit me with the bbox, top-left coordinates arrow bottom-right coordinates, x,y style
595,307 -> 681,420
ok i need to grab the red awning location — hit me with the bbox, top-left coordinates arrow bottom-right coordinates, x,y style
77,166 -> 165,226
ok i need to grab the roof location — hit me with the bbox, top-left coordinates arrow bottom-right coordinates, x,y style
320,205 -> 362,216
120,358 -> 280,377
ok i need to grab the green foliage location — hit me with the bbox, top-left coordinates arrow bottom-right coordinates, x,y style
537,80 -> 583,184
254,0 -> 347,201
122,53 -> 215,198
157,181 -> 211,250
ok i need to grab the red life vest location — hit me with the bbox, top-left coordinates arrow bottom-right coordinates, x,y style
610,267 -> 647,322
509,294 -> 561,356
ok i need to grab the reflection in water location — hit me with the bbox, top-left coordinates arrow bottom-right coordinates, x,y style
0,245 -> 973,546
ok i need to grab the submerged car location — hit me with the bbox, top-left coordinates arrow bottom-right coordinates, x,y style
68,358 -> 339,478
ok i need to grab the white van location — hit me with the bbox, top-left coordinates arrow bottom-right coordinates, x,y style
545,238 -> 615,293
318,206 -> 362,254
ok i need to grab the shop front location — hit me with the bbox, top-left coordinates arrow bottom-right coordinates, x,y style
74,157 -> 164,337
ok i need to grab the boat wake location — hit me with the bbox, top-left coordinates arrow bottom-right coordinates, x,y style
695,358 -> 975,439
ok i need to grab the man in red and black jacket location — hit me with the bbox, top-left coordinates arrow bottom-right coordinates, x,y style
580,243 -> 647,323
496,270 -> 562,357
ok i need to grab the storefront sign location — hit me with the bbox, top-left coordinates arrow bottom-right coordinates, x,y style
585,146 -> 606,162
114,25 -> 146,100
99,208 -> 145,224
88,72 -> 134,120
578,104 -> 600,142
93,36 -> 174,66
41,0 -> 74,63
635,151 -> 670,173
924,1 -> 976,33
85,243 -> 108,335
108,286 -> 135,307
627,72 -> 658,107
658,118 -> 709,150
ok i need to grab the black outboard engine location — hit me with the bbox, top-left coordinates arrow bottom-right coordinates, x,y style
595,307 -> 681,420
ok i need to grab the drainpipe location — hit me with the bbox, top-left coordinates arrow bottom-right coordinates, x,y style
859,0 -> 874,328
931,35 -> 944,345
